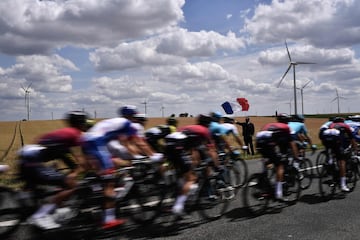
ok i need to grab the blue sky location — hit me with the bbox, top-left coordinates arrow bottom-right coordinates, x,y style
0,0 -> 360,121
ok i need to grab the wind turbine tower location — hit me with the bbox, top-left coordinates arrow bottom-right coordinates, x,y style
277,40 -> 315,115
141,99 -> 148,115
331,88 -> 346,114
21,83 -> 32,120
297,80 -> 312,115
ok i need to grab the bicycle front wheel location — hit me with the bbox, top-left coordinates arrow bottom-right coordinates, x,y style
318,166 -> 336,200
242,173 -> 270,216
346,159 -> 358,192
316,151 -> 328,177
227,157 -> 248,190
0,187 -> 24,238
197,178 -> 231,220
298,158 -> 313,190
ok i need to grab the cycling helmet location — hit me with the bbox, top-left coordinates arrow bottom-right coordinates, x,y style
197,114 -> 213,127
276,113 -> 291,123
292,114 -> 305,123
118,105 -> 138,117
333,116 -> 345,123
65,111 -> 88,128
166,117 -> 178,127
222,116 -> 234,123
210,111 -> 222,122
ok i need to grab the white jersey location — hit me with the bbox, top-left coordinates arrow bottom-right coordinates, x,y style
84,117 -> 135,141
221,123 -> 240,136
131,122 -> 145,138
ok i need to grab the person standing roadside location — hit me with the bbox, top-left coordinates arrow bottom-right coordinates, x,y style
237,117 -> 255,155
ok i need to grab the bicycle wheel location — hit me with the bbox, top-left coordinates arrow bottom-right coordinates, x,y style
126,182 -> 166,225
197,177 -> 231,220
0,187 -> 24,238
316,151 -> 328,177
283,166 -> 301,203
346,159 -> 358,192
242,173 -> 270,216
318,166 -> 336,200
226,157 -> 248,190
298,158 -> 313,190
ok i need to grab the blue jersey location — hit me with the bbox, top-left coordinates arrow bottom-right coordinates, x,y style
288,121 -> 308,140
345,120 -> 360,143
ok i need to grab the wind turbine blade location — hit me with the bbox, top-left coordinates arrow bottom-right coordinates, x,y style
285,40 -> 292,62
28,82 -> 32,90
302,80 -> 312,89
331,97 -> 337,102
277,64 -> 292,87
295,61 -> 316,65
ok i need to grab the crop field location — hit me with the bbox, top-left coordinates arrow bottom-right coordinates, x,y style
0,116 -> 327,174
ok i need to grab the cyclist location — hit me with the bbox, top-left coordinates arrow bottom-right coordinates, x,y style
320,117 -> 358,192
345,116 -> 360,143
18,111 -> 88,230
255,113 -> 299,201
168,114 -> 219,216
145,117 -> 178,153
221,115 -> 245,150
82,109 -> 141,229
209,111 -> 233,153
288,114 -> 317,159
119,105 -> 163,161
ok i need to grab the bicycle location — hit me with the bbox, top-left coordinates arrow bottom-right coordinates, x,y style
218,148 -> 249,194
293,141 -> 316,190
157,159 -> 233,227
318,147 -> 358,200
242,155 -> 302,216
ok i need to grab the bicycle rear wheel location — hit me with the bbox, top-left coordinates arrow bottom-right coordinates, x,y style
298,158 -> 313,190
197,178 -> 231,220
346,159 -> 358,192
242,173 -> 270,216
0,187 -> 24,238
318,166 -> 336,200
283,167 -> 301,203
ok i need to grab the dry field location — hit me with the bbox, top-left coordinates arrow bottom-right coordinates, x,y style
0,116 -> 326,172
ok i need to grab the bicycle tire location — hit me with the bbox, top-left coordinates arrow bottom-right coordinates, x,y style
0,187 -> 25,238
197,177 -> 231,220
298,158 -> 313,190
283,166 -> 301,203
346,158 -> 358,192
125,182 -> 166,225
226,157 -> 248,190
242,173 -> 270,216
318,165 -> 336,200
315,151 -> 328,177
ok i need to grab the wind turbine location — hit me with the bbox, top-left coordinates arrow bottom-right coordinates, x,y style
331,88 -> 346,114
21,83 -> 32,120
296,80 -> 313,115
141,98 -> 148,115
277,40 -> 315,115
160,104 -> 165,117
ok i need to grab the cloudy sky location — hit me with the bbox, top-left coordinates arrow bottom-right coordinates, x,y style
1,0 -> 359,121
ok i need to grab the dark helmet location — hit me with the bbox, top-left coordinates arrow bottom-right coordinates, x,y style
118,105 -> 138,117
210,111 -> 222,122
276,113 -> 291,123
167,117 -> 178,127
292,114 -> 305,123
197,114 -> 213,127
65,111 -> 88,128
333,116 -> 345,123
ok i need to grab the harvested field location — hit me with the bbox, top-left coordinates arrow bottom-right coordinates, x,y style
0,117 -> 326,168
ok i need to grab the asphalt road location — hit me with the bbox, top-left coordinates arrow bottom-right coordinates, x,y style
7,153 -> 360,240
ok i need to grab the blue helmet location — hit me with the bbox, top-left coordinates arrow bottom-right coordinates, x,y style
118,105 -> 138,117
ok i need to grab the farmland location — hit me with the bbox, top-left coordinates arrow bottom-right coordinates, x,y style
0,116 -> 327,172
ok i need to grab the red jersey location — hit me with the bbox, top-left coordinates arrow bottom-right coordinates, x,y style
36,127 -> 83,147
261,122 -> 291,134
178,125 -> 213,145
328,122 -> 353,139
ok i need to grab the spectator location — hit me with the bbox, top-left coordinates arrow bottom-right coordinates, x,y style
237,117 -> 255,155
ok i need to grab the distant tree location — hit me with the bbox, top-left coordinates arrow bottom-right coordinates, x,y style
170,113 -> 175,117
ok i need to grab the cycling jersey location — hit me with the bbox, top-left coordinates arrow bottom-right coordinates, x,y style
288,121 -> 308,140
82,117 -> 136,169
